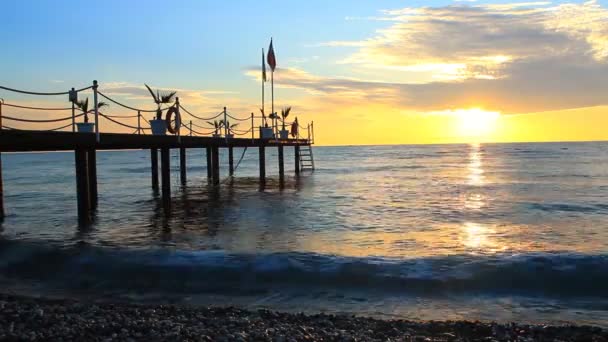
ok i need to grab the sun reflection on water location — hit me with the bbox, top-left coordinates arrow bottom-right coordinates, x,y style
467,143 -> 485,186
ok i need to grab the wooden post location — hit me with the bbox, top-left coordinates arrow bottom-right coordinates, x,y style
75,149 -> 90,224
294,145 -> 300,175
93,80 -> 99,143
212,146 -> 220,185
259,145 -> 266,184
87,148 -> 98,208
206,147 -> 212,183
228,146 -> 234,176
137,111 -> 141,135
160,148 -> 171,208
71,91 -> 76,133
0,101 -> 3,220
278,145 -> 284,181
151,148 -> 159,190
179,147 -> 187,185
251,112 -> 255,142
0,152 -> 4,220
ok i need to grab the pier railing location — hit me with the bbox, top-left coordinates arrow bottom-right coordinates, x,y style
0,81 -> 315,144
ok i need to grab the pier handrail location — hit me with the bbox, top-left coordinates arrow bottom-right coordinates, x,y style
178,104 -> 224,121
2,103 -> 72,111
0,85 -> 93,96
0,83 -> 315,143
97,91 -> 160,113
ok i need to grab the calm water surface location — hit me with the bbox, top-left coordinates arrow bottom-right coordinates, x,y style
1,143 -> 607,326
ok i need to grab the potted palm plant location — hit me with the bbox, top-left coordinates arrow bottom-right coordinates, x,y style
225,120 -> 238,139
259,108 -> 274,139
208,120 -> 223,138
279,106 -> 291,139
74,98 -> 108,133
145,84 -> 176,135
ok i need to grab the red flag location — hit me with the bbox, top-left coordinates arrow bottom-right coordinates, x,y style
267,38 -> 276,72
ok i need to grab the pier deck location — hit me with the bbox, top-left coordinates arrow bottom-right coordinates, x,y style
0,129 -> 310,152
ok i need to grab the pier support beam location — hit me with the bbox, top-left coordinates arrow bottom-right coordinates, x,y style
212,146 -> 220,185
151,148 -> 159,190
87,148 -> 98,208
259,146 -> 266,184
75,149 -> 90,224
278,145 -> 284,182
179,147 -> 187,185
206,147 -> 212,183
228,147 -> 234,177
294,145 -> 300,175
160,148 -> 170,209
0,153 -> 4,220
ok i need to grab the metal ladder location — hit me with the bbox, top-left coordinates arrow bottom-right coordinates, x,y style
300,145 -> 315,171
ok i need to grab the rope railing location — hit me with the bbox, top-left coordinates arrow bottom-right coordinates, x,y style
0,83 -> 315,142
189,121 -> 214,130
2,103 -> 72,111
101,113 -> 139,119
0,85 -> 93,96
179,104 -> 223,121
2,113 -> 84,123
48,123 -> 74,131
226,113 -> 251,121
98,112 -> 142,130
97,91 -> 158,113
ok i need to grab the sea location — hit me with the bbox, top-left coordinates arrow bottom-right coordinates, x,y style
1,142 -> 607,327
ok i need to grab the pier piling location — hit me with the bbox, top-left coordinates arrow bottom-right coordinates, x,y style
87,149 -> 98,208
212,146 -> 220,185
294,145 -> 300,175
259,146 -> 266,184
206,147 -> 212,183
229,147 -> 234,177
160,148 -> 170,208
151,148 -> 159,190
0,153 -> 4,220
278,145 -> 284,181
179,147 -> 187,185
74,149 -> 90,224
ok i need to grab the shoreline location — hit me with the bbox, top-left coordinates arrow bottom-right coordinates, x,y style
0,294 -> 605,341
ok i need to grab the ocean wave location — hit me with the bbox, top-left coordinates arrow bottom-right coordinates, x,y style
0,240 -> 606,298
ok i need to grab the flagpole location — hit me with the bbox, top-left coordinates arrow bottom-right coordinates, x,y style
262,48 -> 265,126
271,69 -> 274,135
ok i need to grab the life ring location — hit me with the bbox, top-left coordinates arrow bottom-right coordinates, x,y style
165,106 -> 181,134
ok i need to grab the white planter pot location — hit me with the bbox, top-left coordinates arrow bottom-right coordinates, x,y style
225,134 -> 234,139
150,119 -> 167,135
76,122 -> 95,133
260,127 -> 274,139
279,130 -> 290,139
212,134 -> 222,138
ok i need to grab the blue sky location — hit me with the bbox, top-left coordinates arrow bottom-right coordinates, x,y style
4,0 -> 600,91
2,1 -> 608,144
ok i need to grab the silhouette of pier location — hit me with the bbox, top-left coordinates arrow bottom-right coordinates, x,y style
0,82 -> 315,224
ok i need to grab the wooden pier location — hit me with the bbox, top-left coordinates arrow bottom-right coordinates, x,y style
0,81 -> 316,224
0,129 -> 312,224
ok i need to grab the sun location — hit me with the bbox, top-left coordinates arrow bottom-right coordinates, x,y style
454,108 -> 500,138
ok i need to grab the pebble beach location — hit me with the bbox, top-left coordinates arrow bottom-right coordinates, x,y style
0,294 -> 606,341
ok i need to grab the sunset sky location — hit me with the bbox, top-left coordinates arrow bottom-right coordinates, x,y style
1,0 -> 608,145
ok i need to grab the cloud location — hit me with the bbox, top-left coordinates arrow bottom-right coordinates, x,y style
326,1 -> 607,80
273,1 -> 608,114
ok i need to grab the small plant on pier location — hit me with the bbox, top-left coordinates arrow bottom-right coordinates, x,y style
280,106 -> 292,131
144,84 -> 177,120
225,120 -> 239,134
75,98 -> 108,123
207,120 -> 223,135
